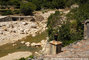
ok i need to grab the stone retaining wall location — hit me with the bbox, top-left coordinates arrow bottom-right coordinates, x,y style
0,16 -> 11,22
0,16 -> 33,22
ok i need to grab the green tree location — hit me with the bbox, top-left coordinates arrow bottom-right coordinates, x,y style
20,2 -> 36,15
47,11 -> 62,41
19,57 -> 25,60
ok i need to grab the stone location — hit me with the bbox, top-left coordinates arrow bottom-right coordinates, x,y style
21,22 -> 28,25
19,28 -> 24,34
31,23 -> 37,28
35,15 -> 44,21
21,41 -> 25,44
35,43 -> 41,47
29,17 -> 35,22
28,58 -> 32,60
71,4 -> 79,9
24,29 -> 29,34
12,44 -> 17,46
32,34 -> 36,37
0,31 -> 3,34
31,43 -> 36,46
2,26 -> 7,31
25,42 -> 30,47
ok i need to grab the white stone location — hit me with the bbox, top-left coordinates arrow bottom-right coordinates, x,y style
21,22 -> 27,25
21,41 -> 25,44
31,43 -> 36,46
25,42 -> 30,47
32,34 -> 36,37
31,23 -> 37,28
0,31 -> 3,34
12,44 -> 17,46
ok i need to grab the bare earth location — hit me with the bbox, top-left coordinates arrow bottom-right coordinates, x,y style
0,51 -> 32,60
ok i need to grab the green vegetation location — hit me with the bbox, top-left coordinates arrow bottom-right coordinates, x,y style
20,2 -> 36,15
29,55 -> 34,59
47,0 -> 89,46
0,0 -> 87,15
0,10 -> 13,15
0,9 -> 20,15
0,31 -> 47,57
47,11 -> 62,41
47,10 -> 83,46
19,57 -> 25,60
22,31 -> 47,43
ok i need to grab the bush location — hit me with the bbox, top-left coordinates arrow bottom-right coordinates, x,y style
13,9 -> 20,14
0,9 -> 13,15
29,55 -> 34,59
47,11 -> 61,41
20,2 -> 36,15
19,57 -> 25,60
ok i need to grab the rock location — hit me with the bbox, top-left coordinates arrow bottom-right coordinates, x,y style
31,43 -> 36,46
35,15 -> 44,21
24,29 -> 29,34
12,44 -> 17,46
46,37 -> 49,40
19,28 -> 24,34
31,23 -> 37,28
25,42 -> 30,47
21,41 -> 25,44
41,40 -> 45,45
35,43 -> 41,47
29,17 -> 35,22
71,4 -> 79,9
21,22 -> 28,25
28,58 -> 32,60
0,31 -> 3,34
2,26 -> 7,31
32,34 -> 36,37
35,52 -> 40,55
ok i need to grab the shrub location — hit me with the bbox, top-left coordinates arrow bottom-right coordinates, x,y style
0,9 -> 13,15
13,9 -> 20,14
47,11 -> 61,41
29,55 -> 34,59
19,57 -> 25,60
20,2 -> 36,15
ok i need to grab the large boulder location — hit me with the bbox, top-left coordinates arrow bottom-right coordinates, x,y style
34,15 -> 44,21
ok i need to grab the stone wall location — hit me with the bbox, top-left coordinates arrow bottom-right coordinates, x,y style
0,16 -> 11,22
0,16 -> 34,22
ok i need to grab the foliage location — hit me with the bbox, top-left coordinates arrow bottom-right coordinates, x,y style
13,10 -> 20,14
47,11 -> 62,41
29,55 -> 34,59
0,10 -> 13,15
1,0 -> 86,15
66,1 -> 89,40
19,57 -> 25,60
47,1 -> 89,45
8,0 -> 20,7
20,2 -> 36,15
58,20 -> 82,46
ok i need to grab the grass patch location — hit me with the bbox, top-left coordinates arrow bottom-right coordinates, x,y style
22,31 -> 48,43
0,31 -> 47,57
